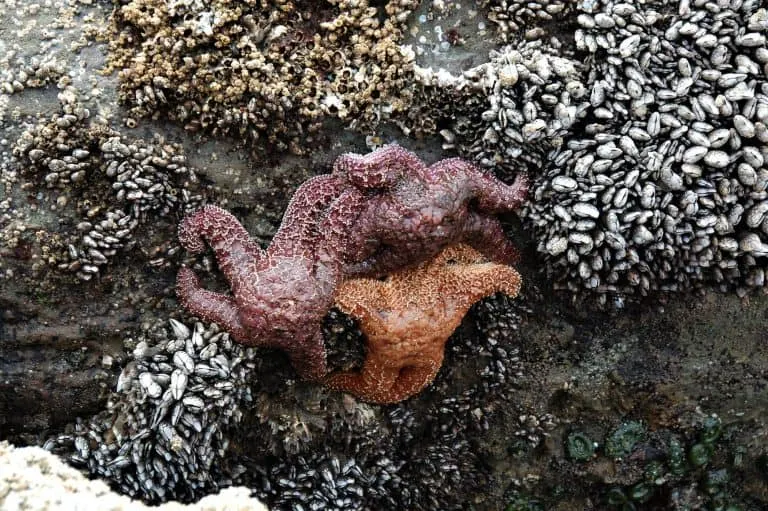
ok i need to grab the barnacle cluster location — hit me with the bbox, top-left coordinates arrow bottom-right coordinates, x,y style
10,88 -> 203,281
46,318 -> 258,503
106,0 -> 419,153
251,381 -> 377,456
526,0 -> 768,303
481,0 -> 575,41
0,0 -> 82,104
405,0 -> 768,305
411,40 -> 586,176
0,54 -> 67,97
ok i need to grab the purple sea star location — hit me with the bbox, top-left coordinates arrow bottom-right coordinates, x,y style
177,174 -> 351,380
331,145 -> 529,277
176,145 -> 528,381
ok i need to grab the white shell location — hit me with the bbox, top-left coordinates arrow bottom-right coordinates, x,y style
703,150 -> 729,168
551,176 -> 578,193
573,202 -> 600,219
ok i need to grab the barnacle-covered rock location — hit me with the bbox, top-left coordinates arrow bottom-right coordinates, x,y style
405,38 -> 588,177
252,381 -> 377,456
11,88 -> 203,281
106,0 -> 420,153
525,0 -> 768,304
481,0 -> 576,41
45,319 -> 257,503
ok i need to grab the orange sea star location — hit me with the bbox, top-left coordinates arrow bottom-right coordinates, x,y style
325,243 -> 522,404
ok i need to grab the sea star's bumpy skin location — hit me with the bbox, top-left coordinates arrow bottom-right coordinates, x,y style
177,174 -> 352,380
177,145 -> 528,382
331,145 -> 529,278
325,244 -> 522,404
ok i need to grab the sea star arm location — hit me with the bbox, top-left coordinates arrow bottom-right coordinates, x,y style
382,364 -> 440,404
473,170 -> 529,212
283,330 -> 328,381
270,174 -> 349,258
176,267 -> 250,341
333,145 -> 423,189
462,212 -> 521,265
178,205 -> 264,286
315,187 -> 368,272
324,367 -> 390,402
326,361 -> 440,404
448,264 -> 523,311
432,158 -> 528,212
